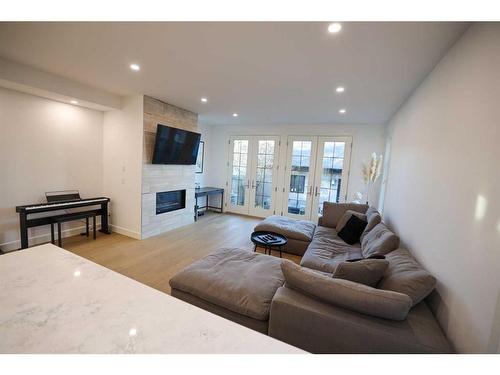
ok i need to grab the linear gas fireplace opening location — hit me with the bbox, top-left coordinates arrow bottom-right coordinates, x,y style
156,190 -> 186,215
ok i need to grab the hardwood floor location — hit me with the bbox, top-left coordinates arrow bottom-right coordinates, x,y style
64,212 -> 301,294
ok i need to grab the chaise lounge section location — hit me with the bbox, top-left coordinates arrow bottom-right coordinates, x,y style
170,248 -> 285,334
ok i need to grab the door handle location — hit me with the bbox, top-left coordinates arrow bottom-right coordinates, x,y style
252,180 -> 256,189
307,186 -> 312,196
315,186 -> 319,197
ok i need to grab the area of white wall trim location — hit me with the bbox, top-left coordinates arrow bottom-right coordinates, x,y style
0,224 -> 102,253
109,224 -> 142,240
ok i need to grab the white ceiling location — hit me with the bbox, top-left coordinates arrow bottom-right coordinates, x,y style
0,22 -> 469,125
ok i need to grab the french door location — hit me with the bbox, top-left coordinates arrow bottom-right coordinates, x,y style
311,137 -> 352,222
227,136 -> 280,217
283,136 -> 318,220
283,136 -> 352,221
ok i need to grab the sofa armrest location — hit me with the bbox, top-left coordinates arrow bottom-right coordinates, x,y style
269,287 -> 453,354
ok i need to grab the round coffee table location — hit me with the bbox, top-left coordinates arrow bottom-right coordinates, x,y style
251,231 -> 288,258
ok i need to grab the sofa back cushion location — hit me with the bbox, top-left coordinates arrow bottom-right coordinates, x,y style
361,223 -> 399,258
360,212 -> 382,243
321,202 -> 368,229
378,248 -> 437,306
332,259 -> 389,287
281,260 -> 412,321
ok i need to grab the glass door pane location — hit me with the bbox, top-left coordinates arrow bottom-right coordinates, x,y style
227,138 -> 251,214
283,137 -> 317,220
312,137 -> 352,222
249,137 -> 279,217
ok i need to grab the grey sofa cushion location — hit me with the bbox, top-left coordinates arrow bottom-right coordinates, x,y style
332,259 -> 389,287
300,226 -> 363,273
282,260 -> 412,321
379,248 -> 437,306
365,206 -> 379,220
335,210 -> 367,232
254,215 -> 316,242
321,202 -> 368,229
169,248 -> 285,320
360,212 -> 382,243
361,222 -> 399,258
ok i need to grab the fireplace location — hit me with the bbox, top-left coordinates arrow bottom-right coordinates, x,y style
156,190 -> 186,214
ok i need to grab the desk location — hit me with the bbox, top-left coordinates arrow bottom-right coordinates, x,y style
194,187 -> 224,221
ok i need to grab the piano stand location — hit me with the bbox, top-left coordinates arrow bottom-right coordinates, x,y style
16,197 -> 110,249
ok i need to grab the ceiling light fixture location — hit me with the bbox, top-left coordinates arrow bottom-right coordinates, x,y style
70,100 -> 78,105
339,109 -> 346,114
232,113 -> 239,117
201,97 -> 208,103
328,23 -> 342,33
129,63 -> 140,71
335,86 -> 345,93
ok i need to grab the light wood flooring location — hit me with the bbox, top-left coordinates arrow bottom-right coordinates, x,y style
64,212 -> 301,294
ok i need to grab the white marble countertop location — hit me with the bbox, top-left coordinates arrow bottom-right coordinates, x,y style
0,244 -> 303,354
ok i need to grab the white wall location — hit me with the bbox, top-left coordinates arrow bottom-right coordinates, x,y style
195,123 -> 211,187
203,123 -> 386,212
0,87 -> 104,251
383,23 -> 500,353
102,95 -> 143,239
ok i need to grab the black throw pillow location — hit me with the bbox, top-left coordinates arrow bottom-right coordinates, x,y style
337,215 -> 368,245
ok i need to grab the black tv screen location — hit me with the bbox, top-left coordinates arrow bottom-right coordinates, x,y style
152,124 -> 201,165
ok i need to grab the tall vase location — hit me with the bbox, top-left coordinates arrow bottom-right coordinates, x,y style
365,183 -> 371,205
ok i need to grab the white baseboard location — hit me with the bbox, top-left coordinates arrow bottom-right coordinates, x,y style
1,224 -> 142,253
0,224 -> 101,253
110,224 -> 142,240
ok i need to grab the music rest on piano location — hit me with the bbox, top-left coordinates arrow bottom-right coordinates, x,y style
16,190 -> 111,249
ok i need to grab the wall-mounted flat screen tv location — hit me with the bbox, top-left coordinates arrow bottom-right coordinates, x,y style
152,124 -> 201,165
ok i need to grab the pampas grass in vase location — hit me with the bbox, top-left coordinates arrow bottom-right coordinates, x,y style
362,152 -> 383,205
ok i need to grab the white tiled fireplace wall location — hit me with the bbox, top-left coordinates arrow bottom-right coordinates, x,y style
141,96 -> 198,239
141,164 -> 195,238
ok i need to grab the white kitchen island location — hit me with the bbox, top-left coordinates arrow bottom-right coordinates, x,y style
0,244 -> 303,354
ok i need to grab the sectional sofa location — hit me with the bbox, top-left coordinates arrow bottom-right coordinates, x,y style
170,203 -> 452,353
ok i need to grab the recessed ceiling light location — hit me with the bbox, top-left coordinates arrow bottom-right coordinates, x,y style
201,97 -> 208,103
129,63 -> 140,71
232,113 -> 239,117
70,100 -> 78,105
339,109 -> 346,114
328,23 -> 342,33
336,86 -> 345,93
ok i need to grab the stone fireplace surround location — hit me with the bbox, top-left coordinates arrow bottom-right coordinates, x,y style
141,96 -> 198,239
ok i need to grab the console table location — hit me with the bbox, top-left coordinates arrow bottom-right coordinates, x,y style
194,187 -> 224,221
